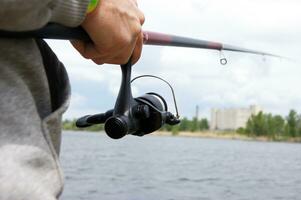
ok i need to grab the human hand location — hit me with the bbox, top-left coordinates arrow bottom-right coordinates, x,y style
71,0 -> 145,65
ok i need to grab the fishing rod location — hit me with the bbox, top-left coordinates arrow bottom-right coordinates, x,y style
0,24 -> 280,58
0,24 -> 281,139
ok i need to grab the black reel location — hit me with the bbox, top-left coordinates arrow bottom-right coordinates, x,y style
76,60 -> 180,139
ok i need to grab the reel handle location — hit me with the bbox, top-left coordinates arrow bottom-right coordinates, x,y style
76,110 -> 113,128
104,59 -> 139,139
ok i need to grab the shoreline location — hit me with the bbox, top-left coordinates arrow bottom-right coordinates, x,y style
153,131 -> 301,143
63,129 -> 301,143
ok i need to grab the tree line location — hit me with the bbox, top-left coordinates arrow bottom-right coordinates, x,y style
161,117 -> 209,135
237,110 -> 301,139
62,109 -> 301,140
62,117 -> 210,134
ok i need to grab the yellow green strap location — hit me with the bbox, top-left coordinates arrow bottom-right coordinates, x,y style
87,0 -> 99,14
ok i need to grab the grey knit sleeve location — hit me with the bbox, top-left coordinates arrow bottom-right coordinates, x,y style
0,0 -> 90,31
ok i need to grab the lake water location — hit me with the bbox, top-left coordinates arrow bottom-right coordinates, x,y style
60,131 -> 301,200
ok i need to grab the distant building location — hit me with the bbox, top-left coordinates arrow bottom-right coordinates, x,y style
210,105 -> 262,131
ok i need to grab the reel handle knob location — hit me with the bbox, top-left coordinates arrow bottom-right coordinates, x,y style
105,116 -> 129,139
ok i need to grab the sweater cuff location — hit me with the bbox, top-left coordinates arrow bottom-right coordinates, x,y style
50,0 -> 90,27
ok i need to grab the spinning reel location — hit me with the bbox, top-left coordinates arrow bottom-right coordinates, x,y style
76,60 -> 181,139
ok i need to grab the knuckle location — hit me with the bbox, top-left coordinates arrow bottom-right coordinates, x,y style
82,52 -> 90,59
139,12 -> 145,25
93,58 -> 104,65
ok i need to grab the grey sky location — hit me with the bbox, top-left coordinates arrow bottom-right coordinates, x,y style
49,0 -> 301,119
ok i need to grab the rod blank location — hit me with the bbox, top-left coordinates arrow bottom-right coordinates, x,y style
0,24 -> 280,58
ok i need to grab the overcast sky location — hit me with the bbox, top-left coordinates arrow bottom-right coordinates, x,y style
48,0 -> 301,120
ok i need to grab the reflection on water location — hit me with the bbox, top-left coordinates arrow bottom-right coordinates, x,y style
60,131 -> 301,200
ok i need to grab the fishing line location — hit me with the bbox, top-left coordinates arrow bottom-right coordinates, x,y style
219,51 -> 228,65
131,75 -> 180,119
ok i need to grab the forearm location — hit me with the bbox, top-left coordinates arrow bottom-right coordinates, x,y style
0,0 -> 90,31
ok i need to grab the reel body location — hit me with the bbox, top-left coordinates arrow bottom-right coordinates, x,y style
76,60 -> 180,139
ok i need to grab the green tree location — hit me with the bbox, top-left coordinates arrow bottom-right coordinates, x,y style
264,114 -> 284,138
286,110 -> 298,137
236,127 -> 246,135
199,118 -> 209,131
179,117 -> 190,131
273,115 -> 285,136
266,114 -> 275,138
297,115 -> 301,137
163,125 -> 173,132
171,125 -> 180,136
246,112 -> 267,136
190,117 -> 199,132
245,118 -> 253,136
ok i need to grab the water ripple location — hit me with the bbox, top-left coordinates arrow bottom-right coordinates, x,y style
60,132 -> 301,200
